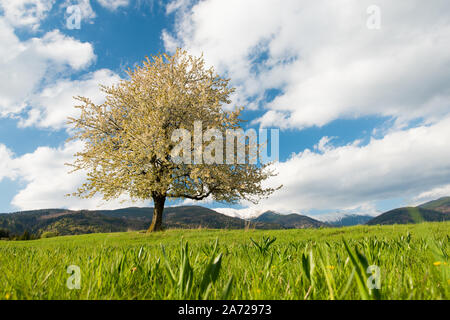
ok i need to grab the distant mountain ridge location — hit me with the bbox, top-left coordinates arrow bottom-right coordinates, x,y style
364,197 -> 450,225
418,197 -> 450,213
1,196 -> 449,236
315,213 -> 375,227
367,206 -> 450,225
251,211 -> 328,229
0,206 -> 288,236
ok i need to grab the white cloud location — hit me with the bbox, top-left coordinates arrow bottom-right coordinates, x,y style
412,185 -> 450,205
314,136 -> 336,153
163,0 -> 450,217
0,144 -> 17,182
9,141 -> 149,211
218,116 -> 450,217
32,30 -> 95,70
166,0 -> 190,15
61,0 -> 96,25
215,207 -> 266,220
20,69 -> 121,129
96,0 -> 129,11
0,0 -> 55,30
164,0 -> 450,129
0,19 -> 96,117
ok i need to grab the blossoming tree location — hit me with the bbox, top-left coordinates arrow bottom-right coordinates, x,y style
67,49 -> 279,232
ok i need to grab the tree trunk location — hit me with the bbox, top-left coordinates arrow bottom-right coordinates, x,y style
147,194 -> 166,232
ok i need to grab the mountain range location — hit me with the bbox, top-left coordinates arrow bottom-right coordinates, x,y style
0,206 -> 289,236
367,197 -> 450,225
418,196 -> 450,213
367,207 -> 449,225
0,197 -> 449,237
313,213 -> 375,227
252,211 -> 328,228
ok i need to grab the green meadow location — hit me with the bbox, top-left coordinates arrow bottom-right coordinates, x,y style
0,222 -> 449,300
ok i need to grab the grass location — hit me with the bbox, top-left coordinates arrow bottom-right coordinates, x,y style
0,222 -> 449,300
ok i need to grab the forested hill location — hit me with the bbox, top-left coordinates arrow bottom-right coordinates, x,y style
0,206 -> 283,237
367,207 -> 449,225
252,211 -> 329,228
418,197 -> 450,213
2,195 -> 450,238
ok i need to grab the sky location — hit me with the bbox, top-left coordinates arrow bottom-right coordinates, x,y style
0,0 -> 450,219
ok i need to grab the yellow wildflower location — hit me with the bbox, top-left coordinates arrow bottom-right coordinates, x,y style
5,293 -> 11,300
433,262 -> 442,266
326,265 -> 335,270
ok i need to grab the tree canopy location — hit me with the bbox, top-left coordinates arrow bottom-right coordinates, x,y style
67,49 -> 279,231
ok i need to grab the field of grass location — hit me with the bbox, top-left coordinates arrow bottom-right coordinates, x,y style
0,222 -> 449,300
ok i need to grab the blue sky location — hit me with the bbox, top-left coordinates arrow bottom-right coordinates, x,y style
0,0 -> 450,218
